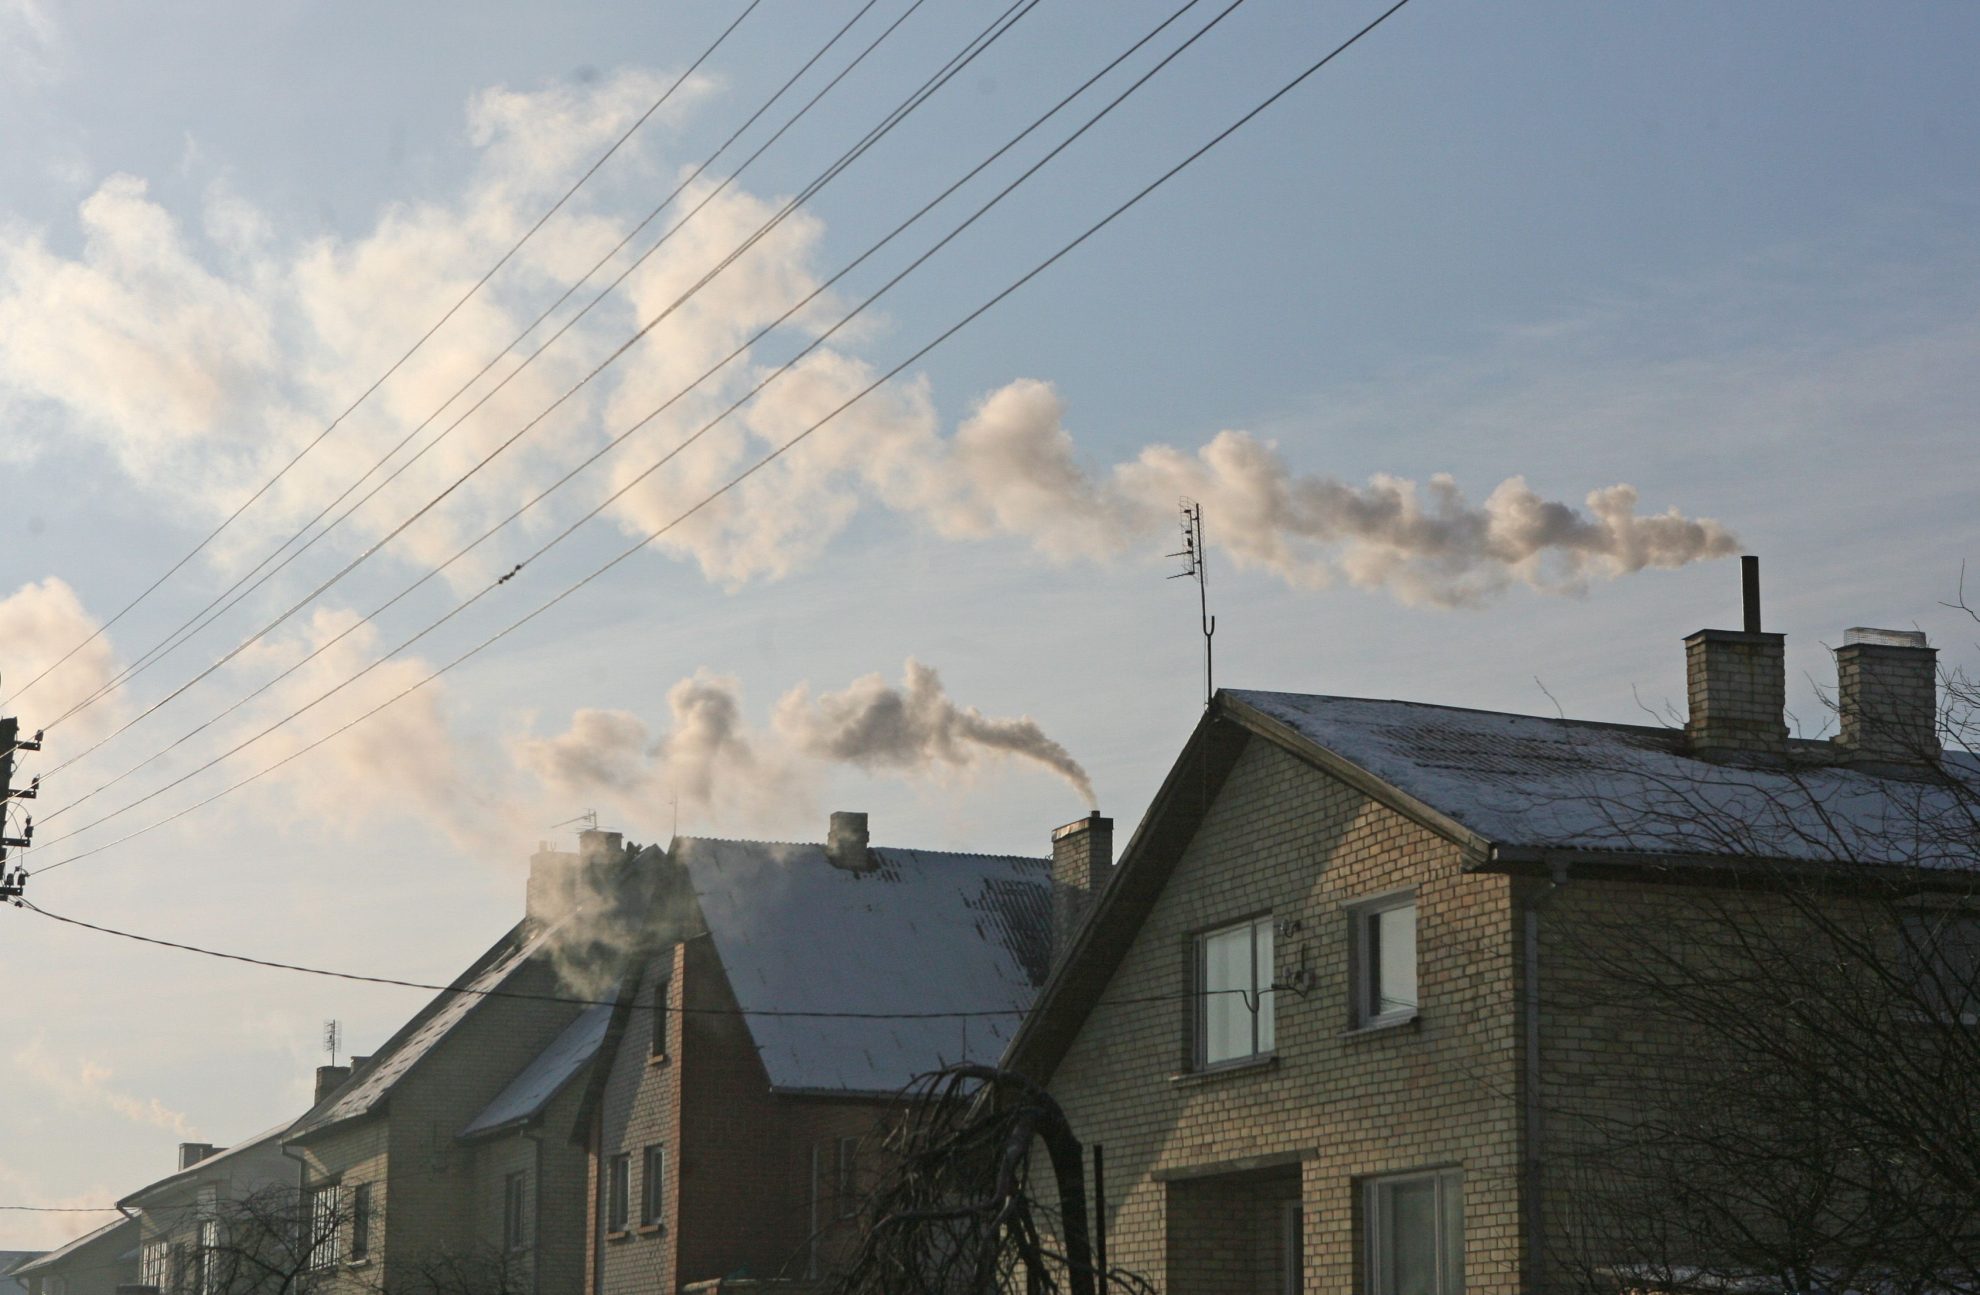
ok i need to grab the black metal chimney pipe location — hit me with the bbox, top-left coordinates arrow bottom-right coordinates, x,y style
1742,555 -> 1762,634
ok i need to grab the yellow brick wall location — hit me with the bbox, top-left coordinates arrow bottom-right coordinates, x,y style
1042,735 -> 1524,1293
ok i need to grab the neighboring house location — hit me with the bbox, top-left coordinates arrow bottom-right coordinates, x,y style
1,1252 -> 44,1295
10,1216 -> 138,1295
282,830 -> 635,1295
119,1128 -> 296,1295
578,811 -> 1053,1294
1007,588 -> 1977,1293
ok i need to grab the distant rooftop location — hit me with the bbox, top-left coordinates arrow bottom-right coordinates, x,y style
677,836 -> 1051,1094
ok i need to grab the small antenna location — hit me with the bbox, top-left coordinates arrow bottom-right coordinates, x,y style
1167,499 -> 1216,707
323,1019 -> 342,1068
546,810 -> 599,834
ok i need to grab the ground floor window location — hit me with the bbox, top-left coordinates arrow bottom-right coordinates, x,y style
606,1153 -> 631,1233
1364,1169 -> 1463,1295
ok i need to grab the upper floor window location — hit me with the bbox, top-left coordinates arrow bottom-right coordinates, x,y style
194,1219 -> 218,1295
306,1187 -> 342,1269
641,1145 -> 666,1228
349,1182 -> 372,1261
650,975 -> 671,1061
606,1154 -> 631,1234
503,1172 -> 528,1253
835,1136 -> 861,1219
1364,1169 -> 1463,1295
1196,916 -> 1276,1068
142,1242 -> 169,1290
1899,908 -> 1980,1021
1350,893 -> 1418,1028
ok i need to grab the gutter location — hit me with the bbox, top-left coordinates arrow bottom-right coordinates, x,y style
1520,854 -> 1570,1293
523,1127 -> 545,1295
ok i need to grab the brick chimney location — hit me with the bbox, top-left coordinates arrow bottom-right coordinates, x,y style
1051,814 -> 1113,964
1685,556 -> 1786,759
314,1065 -> 351,1104
526,838 -> 577,929
1835,627 -> 1939,765
177,1143 -> 217,1171
826,811 -> 873,872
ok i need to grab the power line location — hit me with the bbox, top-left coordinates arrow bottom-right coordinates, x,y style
26,0 -> 1412,873
15,898 -> 1280,1020
40,0 -> 1035,773
38,0 -> 923,744
0,0 -> 764,716
40,0 -> 1206,830
0,1205 -> 122,1213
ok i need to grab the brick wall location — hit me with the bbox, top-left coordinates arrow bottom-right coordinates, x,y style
1040,735 -> 1525,1293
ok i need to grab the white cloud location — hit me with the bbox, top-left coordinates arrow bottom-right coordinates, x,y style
12,1035 -> 196,1137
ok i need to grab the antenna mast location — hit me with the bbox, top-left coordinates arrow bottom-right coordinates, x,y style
1167,499 -> 1216,707
323,1019 -> 342,1068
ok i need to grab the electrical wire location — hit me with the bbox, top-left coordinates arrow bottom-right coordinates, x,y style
15,898 -> 1279,1020
0,1205 -> 122,1213
0,0 -> 764,715
41,0 -> 1208,826
40,0 -> 946,743
26,0 -> 1413,872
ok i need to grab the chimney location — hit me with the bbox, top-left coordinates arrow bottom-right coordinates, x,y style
1685,556 -> 1787,758
315,1065 -> 352,1104
526,838 -> 576,929
177,1143 -> 217,1171
1835,627 -> 1939,765
1051,814 -> 1113,964
826,811 -> 872,871
349,1055 -> 372,1073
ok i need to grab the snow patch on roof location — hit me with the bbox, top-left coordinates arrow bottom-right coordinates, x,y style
677,837 -> 1050,1094
1231,690 -> 1980,868
459,995 -> 615,1139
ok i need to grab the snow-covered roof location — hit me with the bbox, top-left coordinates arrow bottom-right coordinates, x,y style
1229,690 -> 1980,869
120,1119 -> 296,1207
459,995 -> 615,1140
9,1216 -> 135,1277
289,922 -> 553,1137
677,837 -> 1050,1094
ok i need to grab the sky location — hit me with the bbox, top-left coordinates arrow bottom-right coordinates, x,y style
2,0 -> 1978,1244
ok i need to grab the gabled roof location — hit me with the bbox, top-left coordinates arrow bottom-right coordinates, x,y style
119,1120 -> 296,1208
676,836 -> 1050,1095
459,994 -> 616,1141
1229,690 -> 1980,870
288,921 -> 552,1140
8,1216 -> 136,1278
1007,688 -> 1980,1082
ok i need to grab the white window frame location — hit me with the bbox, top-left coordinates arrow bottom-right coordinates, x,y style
1365,1169 -> 1463,1295
641,1145 -> 666,1229
1350,891 -> 1419,1028
142,1241 -> 170,1291
306,1186 -> 342,1270
503,1171 -> 528,1253
606,1154 -> 631,1234
194,1218 -> 218,1295
1193,915 -> 1277,1070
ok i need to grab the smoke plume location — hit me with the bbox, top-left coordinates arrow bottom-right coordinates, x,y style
774,659 -> 1096,806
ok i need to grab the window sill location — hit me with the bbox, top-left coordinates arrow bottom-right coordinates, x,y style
1171,1054 -> 1277,1086
605,1230 -> 632,1243
344,1259 -> 372,1270
635,1223 -> 665,1236
647,1053 -> 671,1068
1340,1012 -> 1419,1040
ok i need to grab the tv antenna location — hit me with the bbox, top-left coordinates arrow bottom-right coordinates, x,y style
323,1019 -> 342,1068
1167,499 -> 1215,707
1,717 -> 44,902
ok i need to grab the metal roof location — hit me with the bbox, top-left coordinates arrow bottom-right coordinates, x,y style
676,836 -> 1050,1094
1229,690 -> 1980,868
459,995 -> 615,1140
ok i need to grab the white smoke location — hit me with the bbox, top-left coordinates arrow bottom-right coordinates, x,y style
512,659 -> 1093,827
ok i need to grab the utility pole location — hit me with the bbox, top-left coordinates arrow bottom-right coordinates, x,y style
1,715 -> 43,902
1167,499 -> 1216,707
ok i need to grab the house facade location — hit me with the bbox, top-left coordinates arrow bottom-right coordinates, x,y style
281,829 -> 638,1295
579,812 -> 1052,1294
120,1128 -> 296,1295
9,1217 -> 137,1295
1010,587 -> 1975,1293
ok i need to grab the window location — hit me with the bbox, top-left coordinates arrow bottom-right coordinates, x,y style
503,1172 -> 528,1252
306,1188 -> 342,1269
835,1136 -> 860,1219
1195,916 -> 1276,1068
142,1242 -> 170,1291
641,1146 -> 665,1228
195,1219 -> 218,1295
650,975 -> 670,1060
1351,893 -> 1418,1027
349,1183 -> 371,1261
1281,1200 -> 1304,1295
606,1153 -> 631,1234
1900,909 -> 1980,1021
1364,1170 -> 1463,1295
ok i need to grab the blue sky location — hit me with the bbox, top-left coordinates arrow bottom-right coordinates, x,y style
2,0 -> 1978,1240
